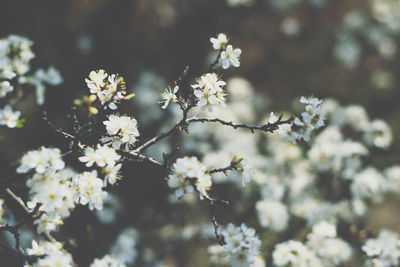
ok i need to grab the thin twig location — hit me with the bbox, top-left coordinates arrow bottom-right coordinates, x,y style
187,115 -> 294,134
207,160 -> 241,175
5,188 -> 55,242
5,188 -> 30,213
209,50 -> 222,72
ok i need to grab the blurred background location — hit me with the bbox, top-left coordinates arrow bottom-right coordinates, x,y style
1,0 -> 400,266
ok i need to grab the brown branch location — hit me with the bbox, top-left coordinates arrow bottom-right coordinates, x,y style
131,122 -> 186,155
191,185 -> 228,246
203,194 -> 229,246
207,159 -> 241,175
4,188 -> 55,242
187,115 -> 294,134
42,111 -> 85,150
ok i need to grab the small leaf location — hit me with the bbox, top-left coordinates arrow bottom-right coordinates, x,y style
16,118 -> 26,128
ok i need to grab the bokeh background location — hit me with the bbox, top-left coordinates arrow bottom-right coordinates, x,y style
1,0 -> 400,266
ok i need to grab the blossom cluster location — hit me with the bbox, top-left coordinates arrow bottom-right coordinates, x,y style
73,170 -> 108,210
278,96 -> 324,144
192,73 -> 227,111
210,33 -> 241,69
221,223 -> 261,266
0,35 -> 34,78
85,69 -> 133,110
17,146 -> 65,174
24,240 -> 74,267
109,227 -> 139,265
102,114 -> 140,150
90,227 -> 139,266
27,169 -> 76,233
90,255 -> 125,267
362,229 -> 400,266
272,221 -> 352,266
167,156 -> 212,199
19,66 -> 63,105
0,35 -> 62,128
13,142 -> 120,234
79,144 -> 122,185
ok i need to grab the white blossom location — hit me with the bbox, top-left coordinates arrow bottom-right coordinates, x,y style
0,105 -> 20,128
73,170 -> 108,210
256,199 -> 289,232
221,45 -> 241,69
160,85 -> 179,109
102,114 -> 140,150
19,66 -> 63,105
363,119 -> 392,149
25,240 -> 74,267
192,73 -> 227,111
210,33 -> 228,50
362,229 -> 400,266
17,146 -> 65,174
273,240 -> 323,267
79,144 -> 121,168
0,80 -> 13,97
85,70 -> 131,110
90,255 -> 126,267
110,227 -> 139,265
221,223 -> 261,266
241,158 -> 255,186
167,156 -> 211,198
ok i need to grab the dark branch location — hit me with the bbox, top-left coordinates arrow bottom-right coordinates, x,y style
0,241 -> 46,265
209,50 -> 222,72
207,159 -> 241,175
187,115 -> 294,134
204,196 -> 229,246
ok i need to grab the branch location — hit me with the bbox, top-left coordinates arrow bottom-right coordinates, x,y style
187,115 -> 294,134
5,188 -> 30,214
209,50 -> 222,72
204,195 -> 229,246
42,111 -> 85,150
4,188 -> 55,242
131,122 -> 185,155
0,241 -> 46,265
120,151 -> 163,168
132,97 -> 193,154
207,158 -> 241,175
0,205 -> 45,265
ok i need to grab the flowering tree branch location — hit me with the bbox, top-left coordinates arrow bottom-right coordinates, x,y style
188,115 -> 294,134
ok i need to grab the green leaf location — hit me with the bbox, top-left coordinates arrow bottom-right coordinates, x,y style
16,118 -> 26,128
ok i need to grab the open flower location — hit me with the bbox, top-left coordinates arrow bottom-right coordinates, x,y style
210,33 -> 228,50
221,45 -> 241,69
160,85 -> 179,109
0,105 -> 20,128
